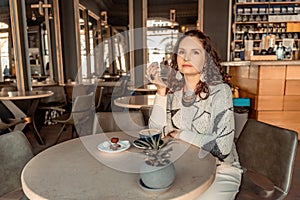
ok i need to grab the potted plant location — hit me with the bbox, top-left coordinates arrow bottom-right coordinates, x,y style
139,130 -> 176,190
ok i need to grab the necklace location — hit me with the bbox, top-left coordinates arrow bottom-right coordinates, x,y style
182,89 -> 196,107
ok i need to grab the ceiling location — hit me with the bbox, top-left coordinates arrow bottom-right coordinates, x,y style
94,0 -> 199,27
0,0 -> 199,27
0,0 -> 48,26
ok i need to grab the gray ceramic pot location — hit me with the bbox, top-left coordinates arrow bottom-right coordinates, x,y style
140,162 -> 176,189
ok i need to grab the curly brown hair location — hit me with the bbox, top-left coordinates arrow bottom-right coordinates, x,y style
167,30 -> 229,100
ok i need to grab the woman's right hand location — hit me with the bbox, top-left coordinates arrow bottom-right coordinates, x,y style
146,62 -> 167,95
168,130 -> 180,139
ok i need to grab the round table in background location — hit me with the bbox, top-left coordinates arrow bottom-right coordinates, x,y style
32,82 -> 58,87
0,90 -> 53,145
114,94 -> 156,109
127,84 -> 157,93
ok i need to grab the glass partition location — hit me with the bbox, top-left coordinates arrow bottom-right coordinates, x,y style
79,9 -> 87,78
111,27 -> 129,75
87,12 -> 100,78
27,26 -> 42,76
101,26 -> 129,76
0,22 -> 10,82
78,6 -> 102,80
102,32 -> 111,74
0,0 -> 62,89
26,0 -> 54,79
146,18 -> 179,65
0,0 -> 11,83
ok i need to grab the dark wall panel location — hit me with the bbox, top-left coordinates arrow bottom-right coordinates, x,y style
203,0 -> 229,61
133,0 -> 145,86
60,0 -> 78,81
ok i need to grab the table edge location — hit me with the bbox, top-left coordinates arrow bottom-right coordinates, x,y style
0,91 -> 53,100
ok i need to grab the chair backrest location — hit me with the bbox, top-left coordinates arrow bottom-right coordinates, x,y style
72,92 -> 95,136
72,92 -> 95,112
140,106 -> 153,126
39,85 -> 67,105
65,84 -> 74,105
236,119 -> 298,196
0,86 -> 17,92
111,78 -> 129,97
0,131 -> 34,197
96,111 -> 146,133
66,84 -> 96,105
95,86 -> 104,111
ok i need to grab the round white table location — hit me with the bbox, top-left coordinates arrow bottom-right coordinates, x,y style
22,132 -> 216,200
32,82 -> 57,87
127,84 -> 157,92
0,90 -> 53,144
98,81 -> 121,87
114,94 -> 156,109
0,90 -> 53,100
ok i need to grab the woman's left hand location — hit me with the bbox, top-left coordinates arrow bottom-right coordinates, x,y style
146,62 -> 168,96
146,62 -> 167,88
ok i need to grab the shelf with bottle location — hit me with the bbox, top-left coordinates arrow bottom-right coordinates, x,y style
233,6 -> 300,24
230,0 -> 300,61
231,38 -> 299,60
232,23 -> 288,33
234,15 -> 300,24
233,32 -> 299,41
236,1 -> 300,6
233,1 -> 300,30
234,1 -> 300,15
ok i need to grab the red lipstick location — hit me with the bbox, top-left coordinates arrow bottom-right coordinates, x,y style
182,64 -> 192,67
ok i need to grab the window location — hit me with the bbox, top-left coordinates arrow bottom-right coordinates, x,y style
147,18 -> 179,65
0,22 -> 9,79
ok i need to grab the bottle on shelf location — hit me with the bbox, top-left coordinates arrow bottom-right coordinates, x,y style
240,31 -> 249,61
260,33 -> 267,54
292,42 -> 299,60
276,42 -> 284,60
285,46 -> 292,60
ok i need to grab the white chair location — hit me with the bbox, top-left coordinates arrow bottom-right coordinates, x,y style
95,86 -> 104,112
38,85 -> 68,125
52,92 -> 95,144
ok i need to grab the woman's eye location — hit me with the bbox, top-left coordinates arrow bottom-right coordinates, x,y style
193,50 -> 201,55
178,50 -> 185,55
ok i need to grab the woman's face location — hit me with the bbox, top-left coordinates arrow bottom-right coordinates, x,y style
177,36 -> 206,76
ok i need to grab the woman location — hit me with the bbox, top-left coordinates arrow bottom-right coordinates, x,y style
147,30 -> 242,199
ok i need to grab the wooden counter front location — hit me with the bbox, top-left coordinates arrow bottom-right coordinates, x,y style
223,61 -> 300,139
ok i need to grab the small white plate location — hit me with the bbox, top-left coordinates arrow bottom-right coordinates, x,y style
97,140 -> 130,153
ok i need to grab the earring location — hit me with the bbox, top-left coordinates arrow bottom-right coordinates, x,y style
200,73 -> 206,82
175,71 -> 182,81
200,64 -> 206,82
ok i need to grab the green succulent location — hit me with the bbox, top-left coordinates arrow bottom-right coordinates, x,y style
142,131 -> 175,167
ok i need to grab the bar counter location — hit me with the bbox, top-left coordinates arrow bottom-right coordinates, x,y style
221,60 -> 300,67
221,60 -> 300,139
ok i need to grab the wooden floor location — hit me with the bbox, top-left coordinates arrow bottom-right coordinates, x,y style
24,123 -> 300,199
